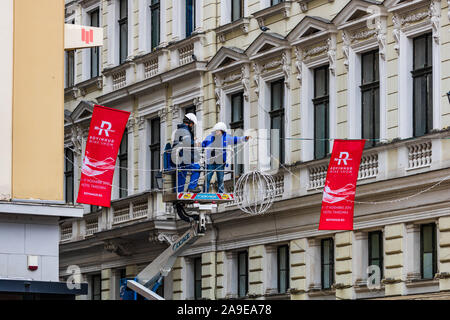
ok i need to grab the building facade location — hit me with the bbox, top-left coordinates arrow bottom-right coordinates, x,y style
0,0 -> 85,300
61,0 -> 450,300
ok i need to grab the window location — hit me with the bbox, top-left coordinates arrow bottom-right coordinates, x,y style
231,0 -> 243,22
150,118 -> 161,189
66,50 -> 75,88
150,0 -> 160,50
368,231 -> 383,282
64,148 -> 74,203
271,0 -> 284,5
230,92 -> 244,176
270,79 -> 285,167
90,8 -> 100,78
119,129 -> 128,198
92,274 -> 101,300
90,205 -> 101,213
277,245 -> 289,294
186,0 -> 196,38
313,65 -> 329,160
119,0 -> 128,64
321,238 -> 334,290
420,223 -> 437,280
361,50 -> 379,148
185,105 -> 196,115
194,257 -> 202,299
238,251 -> 248,297
412,33 -> 433,138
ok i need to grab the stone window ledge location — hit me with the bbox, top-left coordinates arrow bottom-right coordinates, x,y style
253,1 -> 293,27
215,17 -> 250,42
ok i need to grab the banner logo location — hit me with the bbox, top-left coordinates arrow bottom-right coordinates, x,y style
77,105 -> 130,207
95,121 -> 115,137
81,28 -> 94,45
319,140 -> 365,231
334,152 -> 352,166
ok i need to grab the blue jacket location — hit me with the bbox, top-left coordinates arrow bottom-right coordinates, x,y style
172,123 -> 200,166
202,132 -> 246,165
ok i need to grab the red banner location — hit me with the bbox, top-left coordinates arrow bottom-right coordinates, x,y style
318,139 -> 366,231
76,105 -> 130,207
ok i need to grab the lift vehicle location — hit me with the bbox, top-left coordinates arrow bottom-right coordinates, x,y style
123,146 -> 238,300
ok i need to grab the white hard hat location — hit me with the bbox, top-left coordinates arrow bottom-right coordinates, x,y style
212,122 -> 227,132
184,113 -> 198,126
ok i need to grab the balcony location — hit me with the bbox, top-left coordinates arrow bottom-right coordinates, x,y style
59,190 -> 171,243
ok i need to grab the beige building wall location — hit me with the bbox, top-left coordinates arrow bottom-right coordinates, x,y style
12,0 -> 64,201
0,0 -> 13,201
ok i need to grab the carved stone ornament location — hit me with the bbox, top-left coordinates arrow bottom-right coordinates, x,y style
252,62 -> 261,98
327,38 -> 336,76
158,108 -> 168,122
214,76 -> 222,108
193,96 -> 203,112
294,47 -> 302,84
430,0 -> 440,44
170,104 -> 181,119
241,65 -> 250,101
392,13 -> 401,55
376,20 -> 387,60
342,31 -> 350,70
71,125 -> 84,155
281,51 -> 290,89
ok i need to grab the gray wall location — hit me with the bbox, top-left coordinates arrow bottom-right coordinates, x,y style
0,213 -> 59,282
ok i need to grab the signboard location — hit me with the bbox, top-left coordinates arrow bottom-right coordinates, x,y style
318,139 -> 366,231
76,105 -> 130,207
177,193 -> 235,201
64,24 -> 103,50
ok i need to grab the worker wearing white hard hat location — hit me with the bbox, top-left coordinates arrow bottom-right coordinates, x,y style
172,112 -> 201,193
202,122 -> 250,193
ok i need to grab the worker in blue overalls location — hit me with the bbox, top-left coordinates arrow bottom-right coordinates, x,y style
202,122 -> 249,193
172,113 -> 202,193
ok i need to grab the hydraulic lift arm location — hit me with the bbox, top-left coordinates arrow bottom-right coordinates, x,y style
126,203 -> 212,300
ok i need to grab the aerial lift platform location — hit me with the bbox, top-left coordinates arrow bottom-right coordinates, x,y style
124,147 -> 237,300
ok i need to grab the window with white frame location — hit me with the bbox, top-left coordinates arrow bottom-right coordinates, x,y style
361,50 -> 380,148
193,256 -> 202,299
90,8 -> 100,78
230,92 -> 244,176
64,148 -> 74,204
149,117 -> 161,189
237,250 -> 248,297
420,223 -> 437,280
270,78 -> 285,168
118,0 -> 128,64
186,0 -> 196,38
65,20 -> 75,88
118,129 -> 128,198
321,238 -> 334,290
150,0 -> 160,50
91,274 -> 102,300
368,230 -> 383,284
313,65 -> 329,160
277,245 -> 289,294
231,0 -> 244,22
412,33 -> 433,138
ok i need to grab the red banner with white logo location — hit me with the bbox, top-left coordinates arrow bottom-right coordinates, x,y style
318,139 -> 366,231
76,105 -> 130,207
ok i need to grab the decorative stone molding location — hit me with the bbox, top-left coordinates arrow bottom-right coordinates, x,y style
303,43 -> 328,60
214,76 -> 222,108
327,37 -> 336,76
253,1 -> 293,28
392,13 -> 401,55
448,0 -> 450,22
294,47 -> 302,84
170,104 -> 181,120
193,96 -> 203,112
215,18 -> 250,43
252,62 -> 261,98
104,240 -> 133,256
281,51 -> 290,89
430,0 -> 440,44
342,31 -> 350,71
223,72 -> 241,85
71,125 -> 84,155
136,116 -> 146,131
241,65 -> 250,101
376,20 -> 387,60
158,108 -> 169,123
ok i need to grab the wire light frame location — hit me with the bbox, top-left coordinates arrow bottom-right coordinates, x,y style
235,170 -> 276,215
